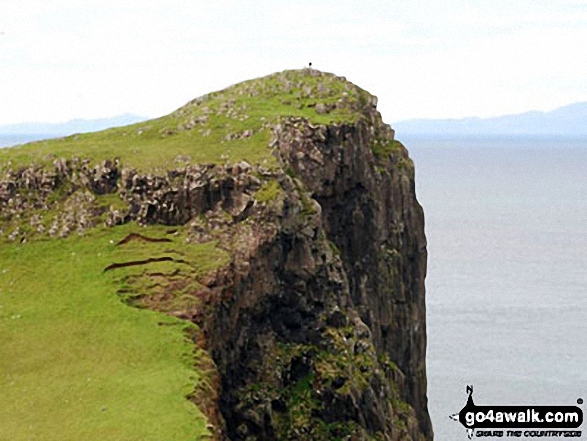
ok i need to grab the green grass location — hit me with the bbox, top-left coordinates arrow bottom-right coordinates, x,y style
0,68 -> 381,440
0,69 -> 371,173
254,180 -> 283,203
0,224 -> 228,441
95,192 -> 129,212
371,139 -> 402,159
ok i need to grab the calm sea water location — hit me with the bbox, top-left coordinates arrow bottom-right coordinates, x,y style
403,137 -> 587,440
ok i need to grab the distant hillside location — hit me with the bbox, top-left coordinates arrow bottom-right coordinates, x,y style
394,102 -> 587,137
0,114 -> 147,136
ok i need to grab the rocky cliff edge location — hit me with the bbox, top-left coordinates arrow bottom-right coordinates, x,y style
0,69 -> 432,440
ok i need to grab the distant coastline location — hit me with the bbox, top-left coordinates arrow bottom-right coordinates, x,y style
0,114 -> 147,149
396,133 -> 587,142
394,101 -> 587,138
0,134 -> 58,148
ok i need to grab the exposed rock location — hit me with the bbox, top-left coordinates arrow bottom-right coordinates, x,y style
315,103 -> 328,114
202,116 -> 431,441
0,70 -> 432,440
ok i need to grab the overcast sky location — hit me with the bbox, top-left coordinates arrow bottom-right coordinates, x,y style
1,0 -> 586,125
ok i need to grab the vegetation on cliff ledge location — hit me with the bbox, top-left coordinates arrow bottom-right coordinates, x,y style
0,69 -> 426,440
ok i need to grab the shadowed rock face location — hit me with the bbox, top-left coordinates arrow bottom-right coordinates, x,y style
0,73 -> 432,440
280,118 -> 430,436
201,118 -> 431,440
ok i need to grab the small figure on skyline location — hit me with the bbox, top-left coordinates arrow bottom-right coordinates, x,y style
309,62 -> 312,68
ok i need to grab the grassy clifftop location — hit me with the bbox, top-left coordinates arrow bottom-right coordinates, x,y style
0,69 -> 397,440
1,69 -> 373,173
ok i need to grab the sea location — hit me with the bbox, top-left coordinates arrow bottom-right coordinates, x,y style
1,134 -> 586,440
403,136 -> 587,440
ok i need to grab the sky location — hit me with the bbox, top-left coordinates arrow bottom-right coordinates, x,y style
1,0 -> 586,125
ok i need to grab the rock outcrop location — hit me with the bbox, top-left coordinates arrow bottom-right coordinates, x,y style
0,69 -> 432,440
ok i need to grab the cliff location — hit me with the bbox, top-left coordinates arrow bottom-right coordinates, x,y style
0,69 -> 432,440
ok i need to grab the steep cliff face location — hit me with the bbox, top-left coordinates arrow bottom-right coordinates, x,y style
204,117 -> 431,440
0,69 -> 431,440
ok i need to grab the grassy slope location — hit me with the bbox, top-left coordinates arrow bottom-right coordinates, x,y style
0,69 -> 372,440
0,224 -> 229,440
